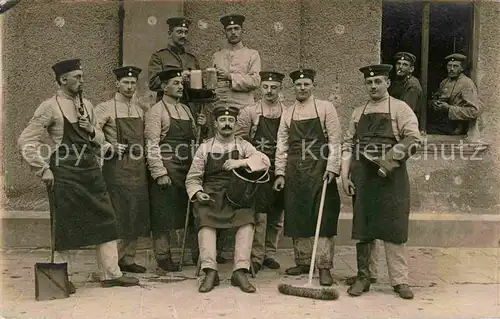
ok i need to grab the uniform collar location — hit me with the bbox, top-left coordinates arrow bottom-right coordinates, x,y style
168,43 -> 186,54
226,41 -> 244,51
115,92 -> 132,103
57,89 -> 78,100
296,95 -> 314,105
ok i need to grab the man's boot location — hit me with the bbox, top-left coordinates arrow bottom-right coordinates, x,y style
319,269 -> 334,286
284,265 -> 310,276
231,269 -> 256,293
157,256 -> 180,272
347,242 -> 372,296
393,284 -> 414,299
345,275 -> 377,285
198,269 -> 219,293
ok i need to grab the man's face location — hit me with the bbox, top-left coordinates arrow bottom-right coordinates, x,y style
447,60 -> 463,78
215,115 -> 236,137
364,75 -> 390,100
116,77 -> 137,98
225,25 -> 242,44
60,70 -> 84,94
261,80 -> 281,103
169,26 -> 189,47
294,78 -> 313,101
162,76 -> 184,99
395,60 -> 414,78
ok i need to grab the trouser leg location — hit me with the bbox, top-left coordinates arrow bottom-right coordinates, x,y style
264,211 -> 284,260
384,241 -> 409,286
356,241 -> 373,280
96,240 -> 123,281
118,239 -> 138,266
153,232 -> 171,261
369,240 -> 379,278
198,227 -> 217,271
292,237 -> 312,266
316,236 -> 335,270
251,213 -> 266,264
233,224 -> 254,271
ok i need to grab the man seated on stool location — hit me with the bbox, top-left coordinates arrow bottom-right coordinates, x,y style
185,105 -> 270,293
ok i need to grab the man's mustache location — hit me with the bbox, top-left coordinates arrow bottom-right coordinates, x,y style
222,125 -> 232,130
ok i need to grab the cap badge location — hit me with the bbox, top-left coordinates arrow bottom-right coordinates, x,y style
299,74 -> 304,78
369,71 -> 374,76
225,111 -> 229,115
268,77 -> 273,81
128,72 -> 133,76
230,20 -> 234,24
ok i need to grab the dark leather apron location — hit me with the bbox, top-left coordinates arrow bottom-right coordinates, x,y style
150,101 -> 196,235
283,100 -> 340,238
101,99 -> 150,240
49,97 -> 118,251
351,98 -> 410,244
193,139 -> 256,229
251,102 -> 284,215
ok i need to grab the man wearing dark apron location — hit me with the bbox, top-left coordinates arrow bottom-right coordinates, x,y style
235,71 -> 285,273
274,68 -> 342,286
185,105 -> 270,293
341,64 -> 420,299
18,59 -> 139,290
346,52 -> 423,287
145,68 -> 206,272
96,66 -> 150,273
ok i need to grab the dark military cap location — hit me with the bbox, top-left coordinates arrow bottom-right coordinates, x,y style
394,52 -> 416,65
167,16 -> 191,28
445,53 -> 467,63
213,105 -> 240,119
113,66 -> 142,80
220,14 -> 245,28
260,71 -> 285,83
51,59 -> 82,77
359,64 -> 393,78
289,68 -> 316,83
158,68 -> 183,82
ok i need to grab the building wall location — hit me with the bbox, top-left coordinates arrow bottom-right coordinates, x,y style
2,0 -> 500,218
2,0 -> 120,197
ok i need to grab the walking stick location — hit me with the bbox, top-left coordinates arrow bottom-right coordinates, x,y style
179,104 -> 204,271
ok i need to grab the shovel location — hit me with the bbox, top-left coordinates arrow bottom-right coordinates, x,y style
34,186 -> 71,301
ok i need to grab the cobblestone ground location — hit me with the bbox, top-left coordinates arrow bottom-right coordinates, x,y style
1,246 -> 499,319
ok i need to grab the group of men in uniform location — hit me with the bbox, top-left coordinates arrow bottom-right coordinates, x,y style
17,12 -> 482,299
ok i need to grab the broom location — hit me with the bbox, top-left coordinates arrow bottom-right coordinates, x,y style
277,179 -> 340,300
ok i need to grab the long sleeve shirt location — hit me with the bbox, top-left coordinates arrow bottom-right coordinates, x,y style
342,95 -> 421,155
274,96 -> 342,176
17,89 -> 105,177
388,75 -> 423,117
148,43 -> 200,92
144,98 -> 197,179
95,92 -> 144,150
436,73 -> 483,120
235,99 -> 285,140
212,42 -> 261,109
185,136 -> 270,200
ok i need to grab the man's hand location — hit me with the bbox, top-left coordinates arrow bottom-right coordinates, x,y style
156,175 -> 172,188
217,69 -> 230,81
433,100 -> 450,112
323,171 -> 338,184
114,143 -> 128,156
42,169 -> 54,189
341,175 -> 356,196
196,113 -> 207,126
222,159 -> 245,171
78,116 -> 94,134
273,176 -> 285,191
195,191 -> 212,205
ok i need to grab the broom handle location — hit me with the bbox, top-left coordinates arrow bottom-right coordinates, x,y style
308,179 -> 328,286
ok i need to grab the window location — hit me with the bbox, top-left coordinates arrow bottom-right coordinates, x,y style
382,1 -> 475,136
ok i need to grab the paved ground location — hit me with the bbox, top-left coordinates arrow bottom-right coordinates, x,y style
1,246 -> 499,319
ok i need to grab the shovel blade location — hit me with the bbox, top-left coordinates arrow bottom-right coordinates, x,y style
34,262 -> 70,301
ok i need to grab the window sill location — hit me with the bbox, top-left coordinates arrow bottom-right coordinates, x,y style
415,134 -> 490,156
